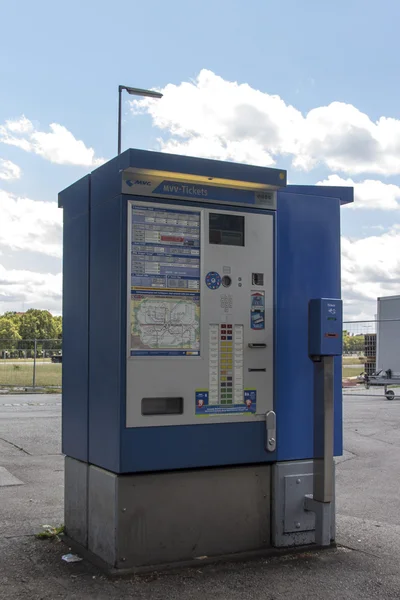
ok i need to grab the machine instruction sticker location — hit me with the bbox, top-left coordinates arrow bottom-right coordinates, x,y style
250,291 -> 265,330
130,205 -> 201,356
195,390 -> 257,415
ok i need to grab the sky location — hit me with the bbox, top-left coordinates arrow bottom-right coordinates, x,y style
1,0 -> 400,320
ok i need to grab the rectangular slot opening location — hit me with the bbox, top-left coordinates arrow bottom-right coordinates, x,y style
325,333 -> 338,338
141,397 -> 183,416
252,273 -> 264,286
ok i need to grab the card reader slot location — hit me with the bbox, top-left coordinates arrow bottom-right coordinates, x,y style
142,397 -> 183,416
248,343 -> 267,348
248,368 -> 266,372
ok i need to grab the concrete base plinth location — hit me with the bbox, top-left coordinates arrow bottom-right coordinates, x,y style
64,457 -> 272,570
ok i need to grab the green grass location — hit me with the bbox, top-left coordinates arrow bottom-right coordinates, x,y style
36,524 -> 65,540
0,357 -> 54,362
343,356 -> 365,365
343,365 -> 362,379
0,361 -> 61,388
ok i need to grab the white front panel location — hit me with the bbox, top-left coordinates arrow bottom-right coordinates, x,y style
126,200 -> 274,427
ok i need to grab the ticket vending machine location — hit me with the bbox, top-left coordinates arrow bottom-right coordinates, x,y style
59,150 -> 353,570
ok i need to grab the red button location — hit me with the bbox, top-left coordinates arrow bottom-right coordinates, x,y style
221,325 -> 227,329
221,336 -> 226,340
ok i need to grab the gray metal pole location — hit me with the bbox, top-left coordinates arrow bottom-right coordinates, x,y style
33,338 -> 37,389
304,354 -> 335,545
313,355 -> 334,503
118,86 -> 122,155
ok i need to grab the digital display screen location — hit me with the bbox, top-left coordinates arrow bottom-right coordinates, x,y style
209,213 -> 245,246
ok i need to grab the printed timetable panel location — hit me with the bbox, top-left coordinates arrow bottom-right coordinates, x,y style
130,205 -> 201,357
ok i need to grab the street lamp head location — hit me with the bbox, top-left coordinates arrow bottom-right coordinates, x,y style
118,84 -> 162,155
119,85 -> 163,99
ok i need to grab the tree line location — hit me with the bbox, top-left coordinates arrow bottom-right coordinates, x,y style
343,331 -> 367,354
0,309 -> 62,350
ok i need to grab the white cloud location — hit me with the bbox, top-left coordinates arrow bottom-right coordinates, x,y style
0,263 -> 62,315
6,116 -> 33,134
0,159 -> 21,181
342,226 -> 400,320
316,174 -> 400,210
157,136 -> 275,166
131,69 -> 400,176
0,116 -> 105,167
131,70 -> 298,167
0,190 -> 62,257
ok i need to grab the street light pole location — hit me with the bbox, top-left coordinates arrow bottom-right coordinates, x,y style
117,85 -> 163,155
118,86 -> 123,156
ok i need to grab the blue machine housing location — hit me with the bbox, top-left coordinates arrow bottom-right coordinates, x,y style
59,150 -> 353,475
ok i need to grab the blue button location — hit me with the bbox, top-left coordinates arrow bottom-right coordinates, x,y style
205,271 -> 221,290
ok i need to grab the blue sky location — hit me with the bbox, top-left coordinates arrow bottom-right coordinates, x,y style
1,0 -> 400,318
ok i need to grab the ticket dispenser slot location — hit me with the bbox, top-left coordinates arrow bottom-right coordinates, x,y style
126,201 -> 274,427
248,343 -> 267,348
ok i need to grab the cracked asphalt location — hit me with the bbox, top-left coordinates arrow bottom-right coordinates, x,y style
1,392 -> 400,599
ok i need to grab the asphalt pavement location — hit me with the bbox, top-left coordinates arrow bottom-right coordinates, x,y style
1,392 -> 400,599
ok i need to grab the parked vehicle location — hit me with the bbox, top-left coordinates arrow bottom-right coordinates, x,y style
363,369 -> 399,400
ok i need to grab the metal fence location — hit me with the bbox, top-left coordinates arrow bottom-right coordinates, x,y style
342,319 -> 400,400
0,321 -> 398,397
0,339 -> 62,390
